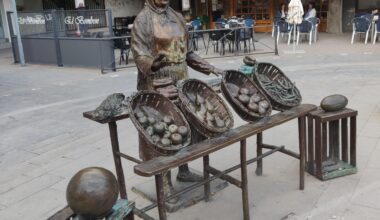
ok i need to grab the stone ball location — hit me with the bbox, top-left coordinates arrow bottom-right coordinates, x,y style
320,94 -> 348,112
66,167 -> 119,218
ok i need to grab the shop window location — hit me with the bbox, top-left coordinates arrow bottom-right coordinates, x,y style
236,0 -> 270,20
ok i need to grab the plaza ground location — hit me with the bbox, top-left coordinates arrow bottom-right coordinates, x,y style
0,32 -> 380,219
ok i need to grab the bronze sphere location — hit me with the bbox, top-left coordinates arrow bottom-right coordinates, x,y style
66,167 -> 119,218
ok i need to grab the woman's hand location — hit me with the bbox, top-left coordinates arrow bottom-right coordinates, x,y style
151,54 -> 169,72
211,67 -> 225,77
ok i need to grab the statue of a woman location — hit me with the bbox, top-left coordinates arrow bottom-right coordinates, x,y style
132,0 -> 223,183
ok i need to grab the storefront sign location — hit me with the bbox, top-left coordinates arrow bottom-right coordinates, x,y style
18,15 -> 50,25
65,16 -> 100,25
18,15 -> 100,25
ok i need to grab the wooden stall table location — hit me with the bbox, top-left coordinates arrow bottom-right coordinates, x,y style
134,104 -> 316,220
81,78 -> 316,219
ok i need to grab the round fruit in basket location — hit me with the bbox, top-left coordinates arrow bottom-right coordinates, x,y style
178,79 -> 234,138
222,70 -> 272,122
128,91 -> 192,155
66,167 -> 119,218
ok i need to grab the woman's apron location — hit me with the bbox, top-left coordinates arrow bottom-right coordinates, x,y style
139,12 -> 189,161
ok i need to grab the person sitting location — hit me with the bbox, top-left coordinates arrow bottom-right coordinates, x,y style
276,3 -> 287,20
304,2 -> 317,20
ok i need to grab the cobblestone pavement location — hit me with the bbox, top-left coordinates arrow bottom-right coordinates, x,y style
0,33 -> 380,219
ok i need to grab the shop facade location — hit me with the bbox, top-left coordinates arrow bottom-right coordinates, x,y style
188,0 -> 380,33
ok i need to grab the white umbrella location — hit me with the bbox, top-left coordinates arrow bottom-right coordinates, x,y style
287,0 -> 304,25
287,0 -> 304,53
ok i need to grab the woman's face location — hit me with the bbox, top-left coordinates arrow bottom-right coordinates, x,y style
154,0 -> 170,8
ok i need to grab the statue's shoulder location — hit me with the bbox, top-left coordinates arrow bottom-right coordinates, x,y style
134,7 -> 150,26
170,8 -> 186,24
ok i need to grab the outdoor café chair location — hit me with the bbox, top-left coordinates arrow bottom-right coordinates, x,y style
351,17 -> 371,44
296,20 -> 313,45
190,19 -> 206,51
226,22 -> 240,53
306,17 -> 320,43
113,29 -> 131,65
272,17 -> 282,37
244,18 -> 256,50
206,29 -> 226,55
373,20 -> 380,44
277,20 -> 293,45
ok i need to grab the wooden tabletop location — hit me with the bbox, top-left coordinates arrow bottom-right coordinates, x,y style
134,104 -> 317,177
82,78 -> 222,124
309,108 -> 358,122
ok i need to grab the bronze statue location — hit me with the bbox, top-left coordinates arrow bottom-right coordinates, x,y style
131,0 -> 223,183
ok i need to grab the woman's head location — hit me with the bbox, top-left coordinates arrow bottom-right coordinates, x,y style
153,0 -> 170,8
280,3 -> 285,10
308,3 -> 314,10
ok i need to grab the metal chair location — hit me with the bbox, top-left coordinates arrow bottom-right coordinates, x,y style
277,20 -> 293,45
244,18 -> 256,50
306,17 -> 320,43
190,19 -> 206,51
226,22 -> 240,53
206,29 -> 226,55
272,17 -> 282,37
374,20 -> 380,44
351,17 -> 371,44
296,20 -> 313,45
113,29 -> 131,65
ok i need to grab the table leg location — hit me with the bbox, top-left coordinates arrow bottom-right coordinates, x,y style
155,174 -> 167,220
350,116 -> 357,167
307,115 -> 314,174
315,118 -> 322,179
256,133 -> 263,176
298,116 -> 306,190
240,139 -> 250,220
342,118 -> 348,163
109,122 -> 128,199
203,155 -> 211,202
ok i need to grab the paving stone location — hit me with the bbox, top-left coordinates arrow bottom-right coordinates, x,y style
0,174 -> 63,206
0,188 -> 65,220
351,168 -> 380,210
344,204 -> 380,220
0,149 -> 38,170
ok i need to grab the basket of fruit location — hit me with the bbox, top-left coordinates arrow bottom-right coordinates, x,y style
221,70 -> 272,122
128,91 -> 191,155
254,62 -> 302,111
178,79 -> 234,138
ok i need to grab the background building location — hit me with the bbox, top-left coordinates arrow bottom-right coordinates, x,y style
0,0 -> 12,48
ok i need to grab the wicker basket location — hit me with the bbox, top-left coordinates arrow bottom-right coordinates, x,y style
221,70 -> 272,122
178,79 -> 234,138
128,91 -> 191,155
254,62 -> 302,111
